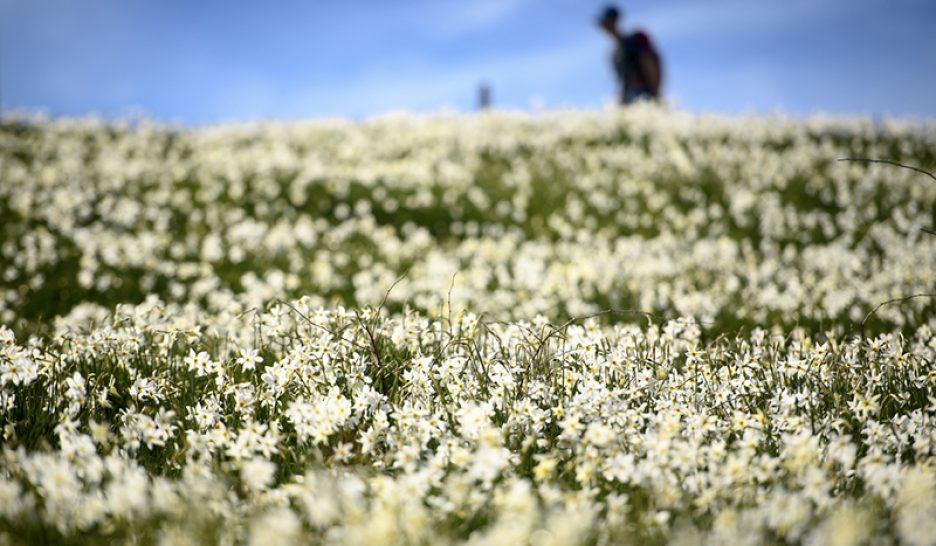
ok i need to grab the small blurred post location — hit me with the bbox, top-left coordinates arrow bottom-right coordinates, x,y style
478,83 -> 492,110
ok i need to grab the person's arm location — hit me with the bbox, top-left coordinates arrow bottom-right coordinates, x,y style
638,52 -> 660,99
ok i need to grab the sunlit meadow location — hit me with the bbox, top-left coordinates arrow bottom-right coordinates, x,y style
1,105 -> 935,545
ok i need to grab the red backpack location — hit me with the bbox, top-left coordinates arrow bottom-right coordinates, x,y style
631,30 -> 663,96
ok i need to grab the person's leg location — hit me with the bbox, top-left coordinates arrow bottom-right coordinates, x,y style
624,88 -> 651,104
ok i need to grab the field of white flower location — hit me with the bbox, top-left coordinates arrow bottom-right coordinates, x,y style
1,105 -> 935,545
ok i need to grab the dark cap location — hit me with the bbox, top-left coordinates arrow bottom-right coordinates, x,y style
597,5 -> 621,24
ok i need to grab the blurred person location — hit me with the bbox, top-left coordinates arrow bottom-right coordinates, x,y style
597,5 -> 662,104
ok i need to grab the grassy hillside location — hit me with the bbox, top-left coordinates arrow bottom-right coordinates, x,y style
2,107 -> 934,335
1,107 -> 936,545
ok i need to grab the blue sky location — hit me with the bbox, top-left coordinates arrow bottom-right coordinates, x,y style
2,0 -> 935,123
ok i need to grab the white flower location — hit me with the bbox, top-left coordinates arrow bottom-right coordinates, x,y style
0,478 -> 24,519
457,403 -> 490,440
804,504 -> 870,546
241,458 -> 276,492
582,422 -> 614,448
184,349 -> 215,377
468,445 -> 511,485
604,453 -> 636,484
0,354 -> 39,386
237,348 -> 263,371
248,508 -> 301,546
